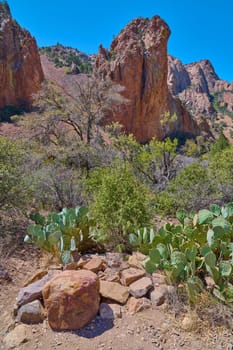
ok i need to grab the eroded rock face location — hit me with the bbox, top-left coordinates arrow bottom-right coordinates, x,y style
95,16 -> 199,142
42,270 -> 100,330
0,3 -> 44,110
168,56 -> 233,137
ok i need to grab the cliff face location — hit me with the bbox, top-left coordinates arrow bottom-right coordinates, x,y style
0,2 -> 44,110
168,56 -> 233,137
95,16 -> 199,142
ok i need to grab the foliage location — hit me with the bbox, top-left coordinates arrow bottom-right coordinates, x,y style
210,132 -> 229,155
24,206 -> 93,264
209,144 -> 233,203
39,45 -> 93,73
156,162 -> 216,215
86,161 -> 153,250
128,227 -> 155,254
144,203 -> 233,305
182,136 -> 210,157
113,134 -> 178,188
0,136 -> 31,210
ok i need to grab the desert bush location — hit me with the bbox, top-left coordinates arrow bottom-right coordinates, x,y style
0,136 -> 31,210
86,161 -> 153,250
156,162 -> 216,215
209,145 -> 233,203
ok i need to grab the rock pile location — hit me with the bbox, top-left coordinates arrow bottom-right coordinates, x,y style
14,252 -> 175,331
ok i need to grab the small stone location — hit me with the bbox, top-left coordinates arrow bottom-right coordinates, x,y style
181,313 -> 198,331
204,276 -> 215,289
129,277 -> 153,298
127,297 -> 151,314
128,253 -> 145,270
16,300 -> 46,324
150,286 -> 168,306
120,268 -> 145,286
102,271 -> 120,283
83,256 -> 104,273
106,252 -> 124,268
99,303 -> 122,319
3,324 -> 32,349
100,280 -> 129,304
152,273 -> 167,286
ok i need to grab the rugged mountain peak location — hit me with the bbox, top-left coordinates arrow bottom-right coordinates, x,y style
0,2 -> 44,113
185,59 -> 219,93
168,56 -> 233,138
96,16 -> 199,142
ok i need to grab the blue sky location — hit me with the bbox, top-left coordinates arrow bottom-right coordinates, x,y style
6,0 -> 233,82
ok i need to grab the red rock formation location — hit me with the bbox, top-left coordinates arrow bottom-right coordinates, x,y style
168,56 -> 233,139
0,2 -> 43,110
95,16 -> 199,142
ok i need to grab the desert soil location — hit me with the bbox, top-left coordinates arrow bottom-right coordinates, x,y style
0,244 -> 233,350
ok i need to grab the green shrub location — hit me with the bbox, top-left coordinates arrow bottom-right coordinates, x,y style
156,162 -> 216,214
86,161 -> 153,250
0,136 -> 30,210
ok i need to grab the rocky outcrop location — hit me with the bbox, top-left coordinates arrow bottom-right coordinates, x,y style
167,56 -> 191,94
168,56 -> 233,138
95,16 -> 199,142
0,2 -> 43,110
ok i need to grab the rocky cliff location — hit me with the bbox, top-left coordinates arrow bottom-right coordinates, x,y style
0,2 -> 44,111
95,16 -> 199,142
168,56 -> 233,137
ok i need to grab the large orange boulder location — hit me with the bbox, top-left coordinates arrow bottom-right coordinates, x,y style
0,2 -> 44,111
42,270 -> 100,330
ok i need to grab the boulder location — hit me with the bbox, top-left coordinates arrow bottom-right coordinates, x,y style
129,277 -> 153,298
42,270 -> 100,330
120,267 -> 145,286
99,280 -> 129,304
16,300 -> 46,324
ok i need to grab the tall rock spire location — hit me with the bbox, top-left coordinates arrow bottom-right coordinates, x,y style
0,1 -> 44,112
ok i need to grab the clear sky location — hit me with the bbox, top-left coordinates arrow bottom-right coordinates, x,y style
6,0 -> 233,82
